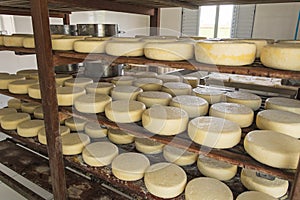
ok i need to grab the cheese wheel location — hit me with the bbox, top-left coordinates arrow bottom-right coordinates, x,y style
52,38 -> 82,51
8,79 -> 38,94
74,94 -> 112,113
142,105 -> 189,135
0,113 -> 31,130
137,91 -> 172,107
105,41 -> 145,57
163,145 -> 198,166
17,119 -> 44,137
56,86 -> 85,106
64,117 -> 87,132
185,177 -> 233,200
7,98 -> 21,109
111,37 -> 141,42
0,108 -> 17,120
134,72 -> 158,78
195,41 -> 256,66
183,76 -> 199,88
209,103 -> 254,128
82,142 -> 119,167
256,109 -> 300,138
134,137 -> 164,154
265,97 -> 300,115
22,37 -> 35,48
3,35 -> 28,47
16,69 -> 38,79
240,168 -> 288,198
38,126 -> 70,145
141,37 -> 178,43
29,72 -> 39,80
107,128 -> 134,144
111,85 -> 142,100
236,191 -> 277,200
225,91 -> 262,111
0,35 -> 4,46
61,133 -> 91,155
144,162 -> 187,198
55,74 -> 72,86
28,84 -> 42,99
62,36 -> 89,39
133,78 -> 163,91
111,76 -> 136,86
197,156 -> 237,181
261,44 -> 300,71
85,37 -> 111,41
33,106 -> 44,119
188,116 -> 241,149
73,40 -> 107,53
0,74 -> 25,89
21,102 -> 41,114
84,122 -> 107,138
85,82 -> 115,95
157,74 -> 181,83
170,95 -> 209,118
193,87 -> 225,104
161,82 -> 192,96
244,130 -> 300,169
111,152 -> 150,181
64,78 -> 93,88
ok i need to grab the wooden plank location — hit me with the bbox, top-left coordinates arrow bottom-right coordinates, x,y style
291,158 -> 300,200
150,8 -> 161,36
0,6 -> 70,17
0,46 -> 35,53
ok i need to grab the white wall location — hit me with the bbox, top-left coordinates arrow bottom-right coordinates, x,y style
160,8 -> 182,36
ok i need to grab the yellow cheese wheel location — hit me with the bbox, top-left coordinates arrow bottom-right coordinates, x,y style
0,113 -> 31,130
0,74 -> 25,89
111,37 -> 141,42
193,87 -> 225,104
107,128 -> 135,144
8,79 -> 38,94
111,76 -> 136,86
33,106 -> 44,119
64,117 -> 87,132
111,85 -> 143,100
56,86 -> 85,106
73,40 -> 107,53
74,93 -> 112,113
134,72 -> 158,78
16,69 -> 38,79
265,97 -> 300,115
133,78 -> 163,91
61,133 -> 91,155
163,145 -> 198,166
17,119 -> 44,137
21,102 -> 41,114
183,76 -> 199,88
55,74 -> 72,86
38,126 -> 70,145
3,35 -> 30,47
85,82 -> 115,95
64,78 -> 93,88
7,98 -> 21,109
28,84 -> 42,99
84,122 -> 107,138
236,191 -> 277,200
0,108 -> 17,120
52,38 -> 82,51
105,41 -> 145,57
137,91 -> 172,107
161,82 -> 192,96
22,37 -> 35,48
134,137 -> 164,154
85,37 -> 111,41
157,74 -> 181,83
225,91 -> 262,111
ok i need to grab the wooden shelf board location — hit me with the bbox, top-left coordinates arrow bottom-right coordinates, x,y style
0,46 -> 36,54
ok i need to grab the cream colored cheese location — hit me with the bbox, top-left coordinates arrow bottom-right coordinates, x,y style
17,119 -> 44,137
225,91 -> 262,111
0,113 -> 31,130
61,133 -> 91,155
133,78 -> 163,91
161,82 -> 192,96
74,93 -> 112,113
265,97 -> 300,115
107,128 -> 135,144
85,82 -> 115,95
38,126 -> 70,145
110,85 -> 143,100
163,145 -> 198,166
137,91 -> 172,107
105,41 -> 145,57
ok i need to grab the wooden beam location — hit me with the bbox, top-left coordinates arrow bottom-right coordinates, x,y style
30,0 -> 67,199
291,158 -> 300,200
63,13 -> 70,25
0,6 -> 69,17
150,8 -> 160,36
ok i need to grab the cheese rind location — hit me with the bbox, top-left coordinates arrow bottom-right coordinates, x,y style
157,74 -> 181,83
0,113 -> 31,130
56,87 -> 85,106
8,79 -> 38,94
21,102 -> 41,114
73,40 -> 107,53
52,38 -> 82,51
111,76 -> 136,86
55,74 -> 72,86
111,85 -> 143,100
134,138 -> 164,154
61,133 -> 91,155
226,91 -> 262,111
108,128 -> 134,144
193,87 -> 225,104
38,126 -> 70,145
7,98 -> 21,109
84,122 -> 107,138
265,97 -> 300,115
16,69 -> 38,78
0,74 -> 25,89
3,35 -> 30,47
137,91 -> 172,107
74,94 -> 112,113
64,78 -> 93,88
28,84 -> 42,99
236,191 -> 277,200
163,145 -> 198,166
85,82 -> 115,95
0,108 -> 17,120
33,106 -> 43,119
161,82 -> 192,96
133,78 -> 163,91
105,41 -> 145,57
17,120 -> 44,137
64,117 -> 87,132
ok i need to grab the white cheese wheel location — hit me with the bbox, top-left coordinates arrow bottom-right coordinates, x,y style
244,130 -> 300,169
188,116 -> 241,149
64,78 -> 93,88
240,168 -> 288,198
38,126 -> 70,145
197,156 -> 237,181
84,122 -> 107,138
163,145 -> 198,166
55,74 -> 72,86
209,103 -> 254,128
157,74 -> 181,83
144,162 -> 187,198
111,37 -> 141,42
111,76 -> 136,86
261,44 -> 300,71
105,41 -> 145,57
134,137 -> 164,154
61,133 -> 91,155
265,97 -> 300,115
142,105 -> 189,135
185,177 -> 233,200
134,72 -> 158,78
7,98 -> 21,109
236,191 -> 277,200
161,82 -> 192,96
16,69 -> 38,78
73,40 -> 107,53
195,41 -> 256,66
28,84 -> 42,99
21,102 -> 41,114
193,87 -> 225,104
226,91 -> 262,111
64,117 -> 87,132
17,119 -> 44,137
137,91 -> 172,107
74,94 -> 112,113
133,78 -> 163,91
107,128 -> 134,144
0,108 -> 17,120
111,152 -> 150,181
111,85 -> 142,100
8,79 -> 38,94
56,86 -> 85,106
105,100 -> 146,123
183,76 -> 199,88
0,113 -> 31,130
82,142 -> 119,167
33,106 -> 43,119
256,109 -> 300,138
170,95 -> 209,118
52,38 -> 82,51
85,82 -> 115,95
0,74 -> 25,89
3,35 -> 28,47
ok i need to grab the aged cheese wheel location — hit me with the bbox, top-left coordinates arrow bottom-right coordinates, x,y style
0,35 -> 4,45
142,105 -> 189,135
0,74 -> 25,89
134,72 -> 158,78
193,87 -> 225,104
74,94 -> 112,113
17,119 -> 44,137
163,145 -> 198,166
244,130 -> 300,169
197,156 -> 237,181
107,128 -> 134,144
195,41 -> 256,66
185,177 -> 233,200
21,102 -> 41,114
256,109 -> 300,138
33,106 -> 44,119
265,97 -> 300,115
85,37 -> 111,41
236,191 -> 277,200
170,95 -> 209,118
111,152 -> 150,181
82,142 -> 119,167
84,122 -> 107,138
28,84 -> 42,99
73,40 -> 107,53
61,133 -> 91,155
8,79 -> 38,94
188,116 -> 241,149
64,117 -> 87,132
226,91 -> 262,111
240,168 -> 288,198
16,69 -> 38,79
209,103 -> 254,128
141,37 -> 178,43
133,78 -> 163,91
56,86 -> 85,106
38,126 -> 70,145
111,76 -> 136,86
183,76 -> 199,88
144,162 -> 187,198
22,37 -> 35,48
0,108 -> 17,120
111,85 -> 142,100
161,82 -> 192,96
137,91 -> 172,107
52,38 -> 82,51
64,77 -> 93,88
105,41 -> 145,57
0,113 -> 31,130
157,74 -> 181,83
134,137 -> 164,154
55,74 -> 72,86
29,72 -> 39,80
111,37 -> 141,42
7,98 -> 21,109
85,82 -> 115,95
3,35 -> 30,47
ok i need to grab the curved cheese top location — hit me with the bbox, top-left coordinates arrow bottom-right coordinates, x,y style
106,100 -> 146,112
257,109 -> 300,123
236,191 -> 277,200
265,97 -> 300,109
143,105 -> 188,120
163,82 -> 192,90
56,86 -> 85,95
193,87 -> 225,96
138,91 -> 172,99
226,91 -> 261,100
211,102 -> 253,114
171,95 -> 208,106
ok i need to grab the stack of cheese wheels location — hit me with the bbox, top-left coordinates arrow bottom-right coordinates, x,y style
225,91 -> 262,111
111,37 -> 141,42
111,76 -> 136,86
157,74 -> 181,83
28,84 -> 42,99
134,137 -> 164,154
244,130 -> 300,169
0,74 -> 25,89
0,112 -> 30,130
7,98 -> 22,109
17,119 -> 45,137
8,79 -> 38,94
21,102 -> 40,113
142,105 -> 189,135
133,78 -> 163,91
85,82 -> 115,95
38,126 -> 70,145
105,41 -> 145,57
33,106 -> 43,119
134,71 -> 158,78
183,76 -> 199,88
52,37 -> 86,51
240,168 -> 288,198
3,34 -> 32,47
73,40 -> 107,53
256,109 -> 300,138
261,44 -> 300,71
265,97 -> 300,115
137,91 -> 172,107
195,41 -> 256,66
236,191 -> 277,200
74,94 -> 112,113
84,122 -> 107,138
55,74 -> 72,86
210,102 -> 254,128
23,35 -> 65,48
61,133 -> 91,155
0,108 -> 17,120
82,142 -> 119,167
193,87 -> 226,104
111,152 -> 150,181
188,116 -> 242,149
185,177 -> 233,200
64,77 -> 93,88
170,95 -> 209,118
64,117 -> 87,132
163,145 -> 198,166
107,128 -> 134,144
197,156 -> 237,181
16,69 -> 38,78
161,82 -> 192,96
144,162 -> 187,198
111,85 -> 142,100
56,86 -> 85,106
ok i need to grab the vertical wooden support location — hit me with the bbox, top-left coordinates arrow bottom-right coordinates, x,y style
291,158 -> 300,200
150,8 -> 160,36
63,14 -> 70,25
30,0 -> 67,199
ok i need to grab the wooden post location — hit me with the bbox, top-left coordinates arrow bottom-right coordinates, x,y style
291,157 -> 300,200
150,8 -> 160,36
63,14 -> 70,25
30,0 -> 67,199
